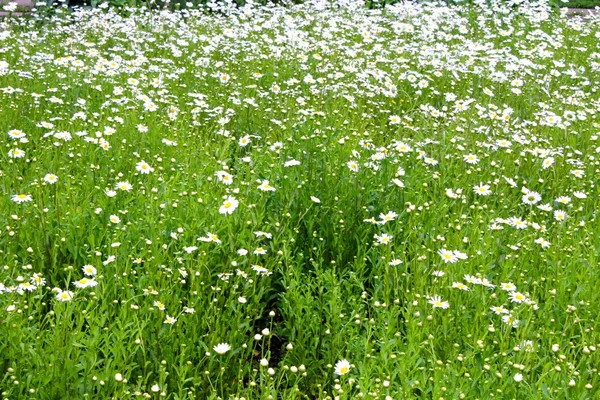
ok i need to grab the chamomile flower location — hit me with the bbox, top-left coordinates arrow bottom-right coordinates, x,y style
216,171 -> 233,185
334,359 -> 351,375
73,278 -> 98,289
439,249 -> 458,263
490,306 -> 509,315
213,343 -> 231,354
43,174 -> 59,184
8,148 -> 25,158
239,135 -> 251,147
219,196 -> 239,215
510,292 -> 527,304
428,295 -> 450,309
554,210 -> 567,221
82,265 -> 97,276
12,194 -> 32,203
473,183 -> 492,196
7,129 -> 26,140
257,180 -> 276,192
56,290 -> 74,302
463,154 -> 479,164
522,191 -> 541,205
136,161 -> 154,174
115,181 -> 133,191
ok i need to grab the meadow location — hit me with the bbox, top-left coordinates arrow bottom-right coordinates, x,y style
0,0 -> 599,398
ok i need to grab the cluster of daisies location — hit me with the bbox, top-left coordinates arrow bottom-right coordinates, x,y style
0,0 -> 599,397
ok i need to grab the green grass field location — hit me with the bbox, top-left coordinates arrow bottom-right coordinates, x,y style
0,0 -> 599,398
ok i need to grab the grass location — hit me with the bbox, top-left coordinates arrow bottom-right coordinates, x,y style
559,0 -> 600,8
0,0 -> 599,398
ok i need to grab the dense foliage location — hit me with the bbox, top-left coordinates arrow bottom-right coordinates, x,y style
0,0 -> 599,398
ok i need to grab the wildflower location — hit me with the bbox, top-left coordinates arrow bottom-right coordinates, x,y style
73,278 -> 98,289
43,174 -> 59,184
554,210 -> 567,221
253,247 -> 267,255
555,196 -> 571,205
7,129 -> 26,140
239,135 -> 251,147
481,278 -> 495,289
452,282 -> 469,291
423,157 -> 438,166
500,282 -> 517,292
183,246 -> 198,254
115,181 -> 132,191
508,217 -> 527,229
570,169 -> 584,178
392,178 -> 405,188
219,73 -> 230,83
428,295 -> 449,309
522,191 -> 541,205
19,282 -> 37,292
490,306 -> 508,315
103,256 -> 116,266
251,265 -> 272,276
374,233 -> 393,245
542,157 -> 554,169
473,183 -> 492,196
164,315 -> 177,324
199,233 -> 221,244
31,274 -> 46,286
439,249 -> 458,263
519,340 -> 535,352
334,359 -> 351,375
56,290 -> 74,302
82,265 -> 97,276
216,171 -> 233,185
464,275 -> 481,284
8,148 -> 25,158
284,159 -> 300,167
12,194 -> 32,203
257,180 -> 276,192
213,343 -> 231,354
136,161 -> 154,174
347,160 -> 359,172
514,373 -> 523,383
219,196 -> 239,215
502,314 -> 520,328
510,292 -> 527,303
464,154 -> 479,164
378,211 -> 397,224
311,196 -> 321,203
109,215 -> 121,224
